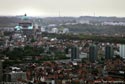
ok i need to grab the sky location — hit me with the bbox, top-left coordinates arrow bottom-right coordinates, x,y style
0,0 -> 125,17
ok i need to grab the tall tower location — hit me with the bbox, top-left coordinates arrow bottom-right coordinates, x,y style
105,45 -> 113,59
71,46 -> 79,61
119,44 -> 125,59
89,44 -> 97,63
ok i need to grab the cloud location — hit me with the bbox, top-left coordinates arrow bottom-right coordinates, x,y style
0,0 -> 124,17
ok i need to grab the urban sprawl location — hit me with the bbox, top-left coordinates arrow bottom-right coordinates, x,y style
0,15 -> 125,84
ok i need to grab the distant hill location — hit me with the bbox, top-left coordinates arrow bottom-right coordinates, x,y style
78,16 -> 125,22
0,16 -> 125,27
59,24 -> 125,35
0,16 -> 125,35
0,16 -> 19,27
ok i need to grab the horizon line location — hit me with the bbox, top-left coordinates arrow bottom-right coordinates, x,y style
0,14 -> 125,18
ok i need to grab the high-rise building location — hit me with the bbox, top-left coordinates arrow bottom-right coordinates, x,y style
119,44 -> 125,59
0,60 -> 3,82
71,46 -> 79,61
89,44 -> 97,63
105,45 -> 114,59
65,47 -> 70,54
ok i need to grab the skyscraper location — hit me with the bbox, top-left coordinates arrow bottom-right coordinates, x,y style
89,44 -> 97,63
71,46 -> 79,61
105,45 -> 114,59
119,44 -> 125,59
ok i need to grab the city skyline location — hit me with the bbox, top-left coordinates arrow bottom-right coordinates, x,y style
0,0 -> 125,17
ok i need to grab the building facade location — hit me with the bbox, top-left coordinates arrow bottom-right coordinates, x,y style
89,44 -> 97,63
71,46 -> 79,61
119,44 -> 125,59
3,72 -> 26,82
15,14 -> 36,39
105,45 -> 114,59
0,60 -> 3,82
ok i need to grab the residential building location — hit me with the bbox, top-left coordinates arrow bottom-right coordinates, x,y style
0,60 -> 3,82
71,46 -> 79,61
119,44 -> 125,59
3,72 -> 26,82
89,44 -> 97,62
105,45 -> 114,59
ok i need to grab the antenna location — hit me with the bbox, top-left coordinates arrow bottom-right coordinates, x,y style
59,10 -> 61,17
94,12 -> 95,17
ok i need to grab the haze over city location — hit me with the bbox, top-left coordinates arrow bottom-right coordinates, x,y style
0,0 -> 125,17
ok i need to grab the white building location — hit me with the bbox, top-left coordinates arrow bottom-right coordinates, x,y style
63,28 -> 69,34
41,27 -> 46,32
79,52 -> 88,59
119,44 -> 125,58
102,22 -> 125,26
51,28 -> 58,33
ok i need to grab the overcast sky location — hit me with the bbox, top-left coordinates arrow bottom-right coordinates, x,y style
0,0 -> 125,17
